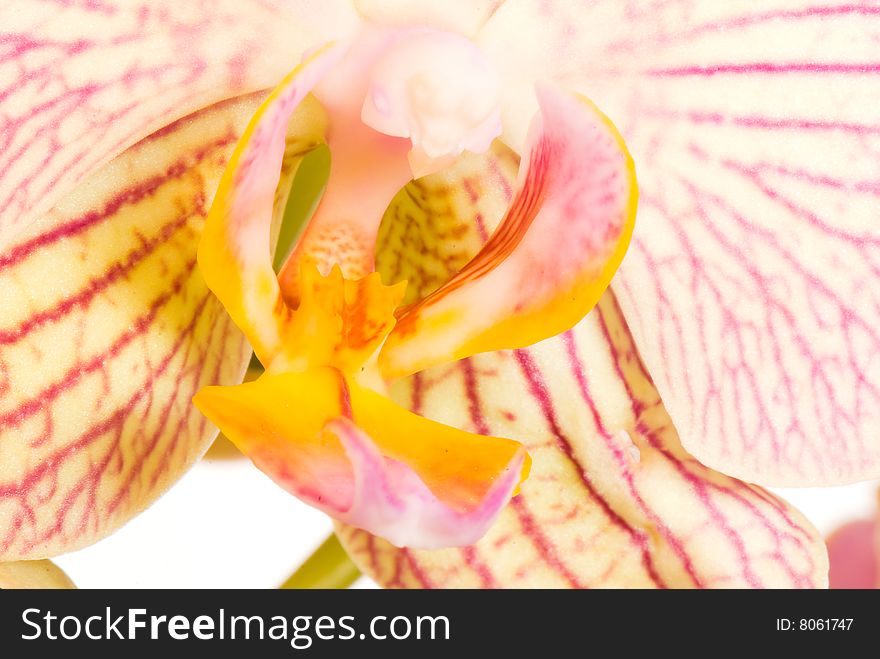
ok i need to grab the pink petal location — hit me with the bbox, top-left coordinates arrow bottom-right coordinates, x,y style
340,295 -> 828,587
0,0 -> 358,249
477,1 -> 880,485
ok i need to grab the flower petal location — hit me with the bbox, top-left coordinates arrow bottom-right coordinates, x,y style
477,1 -> 880,484
0,559 -> 75,588
193,368 -> 529,549
379,84 -> 636,377
0,0 -> 358,249
340,144 -> 826,588
0,95 -> 264,559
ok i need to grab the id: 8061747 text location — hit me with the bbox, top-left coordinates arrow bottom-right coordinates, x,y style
776,618 -> 853,631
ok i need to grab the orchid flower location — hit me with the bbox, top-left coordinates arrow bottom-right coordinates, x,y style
1,0 -> 875,589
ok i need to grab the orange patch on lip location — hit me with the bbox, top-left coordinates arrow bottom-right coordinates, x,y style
194,365 -> 529,548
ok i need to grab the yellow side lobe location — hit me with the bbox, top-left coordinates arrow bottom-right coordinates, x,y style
197,45 -> 340,369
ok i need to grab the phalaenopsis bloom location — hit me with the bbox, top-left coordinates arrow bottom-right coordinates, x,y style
1,0 -> 877,589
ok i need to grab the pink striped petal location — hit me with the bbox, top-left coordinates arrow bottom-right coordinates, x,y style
477,1 -> 880,485
0,96 -> 271,559
0,0 -> 358,249
338,146 -> 827,588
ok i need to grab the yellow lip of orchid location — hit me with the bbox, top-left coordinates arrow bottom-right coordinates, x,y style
191,24 -> 634,548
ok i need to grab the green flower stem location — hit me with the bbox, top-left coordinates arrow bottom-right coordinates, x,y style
280,534 -> 361,589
